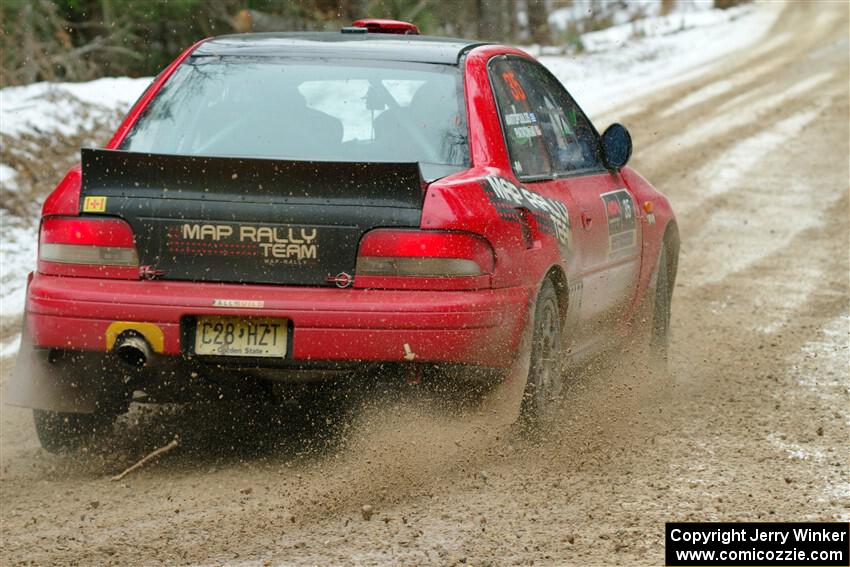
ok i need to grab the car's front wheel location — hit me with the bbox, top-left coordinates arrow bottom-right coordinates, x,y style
651,243 -> 672,364
518,278 -> 563,430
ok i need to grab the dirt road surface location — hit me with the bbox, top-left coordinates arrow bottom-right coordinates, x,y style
2,2 -> 848,565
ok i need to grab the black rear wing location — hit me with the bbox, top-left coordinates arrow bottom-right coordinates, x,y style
80,148 -> 425,209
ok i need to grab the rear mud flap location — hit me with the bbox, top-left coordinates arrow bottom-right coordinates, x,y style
5,315 -> 100,414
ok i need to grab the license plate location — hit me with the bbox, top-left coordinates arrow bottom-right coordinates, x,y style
194,316 -> 287,358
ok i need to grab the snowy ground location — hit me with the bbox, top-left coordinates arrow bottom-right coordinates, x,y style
537,2 -> 780,117
0,2 -> 778,355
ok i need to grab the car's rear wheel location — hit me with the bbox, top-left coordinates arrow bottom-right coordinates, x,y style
33,409 -> 115,453
518,278 -> 563,430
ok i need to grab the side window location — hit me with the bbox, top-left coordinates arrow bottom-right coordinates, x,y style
490,56 -> 602,178
489,58 -> 553,179
531,63 -> 603,173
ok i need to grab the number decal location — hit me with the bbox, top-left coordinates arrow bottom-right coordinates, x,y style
502,71 -> 526,101
600,189 -> 638,260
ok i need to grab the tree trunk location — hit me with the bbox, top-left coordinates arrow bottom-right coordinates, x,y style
21,2 -> 39,84
504,0 -> 517,43
344,0 -> 369,21
526,0 -> 550,44
479,0 -> 504,41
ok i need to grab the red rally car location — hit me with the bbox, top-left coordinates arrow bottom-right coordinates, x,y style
8,19 -> 678,452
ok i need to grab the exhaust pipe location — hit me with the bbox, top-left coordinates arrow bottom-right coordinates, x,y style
115,335 -> 151,368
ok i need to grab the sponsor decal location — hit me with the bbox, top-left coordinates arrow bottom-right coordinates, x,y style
600,189 -> 637,259
480,176 -> 571,249
168,223 -> 319,265
504,112 -> 536,126
83,196 -> 107,212
504,111 -> 542,140
212,299 -> 264,308
511,124 -> 543,140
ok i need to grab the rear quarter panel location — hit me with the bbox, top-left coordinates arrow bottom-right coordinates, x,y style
421,168 -> 568,290
421,45 -> 577,293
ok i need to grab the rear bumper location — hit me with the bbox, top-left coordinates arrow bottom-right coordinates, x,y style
25,274 -> 532,368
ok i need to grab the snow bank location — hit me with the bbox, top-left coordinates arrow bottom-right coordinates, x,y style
548,0 -> 717,32
581,5 -> 750,52
538,3 -> 780,117
0,165 -> 16,191
0,222 -> 37,327
0,77 -> 151,138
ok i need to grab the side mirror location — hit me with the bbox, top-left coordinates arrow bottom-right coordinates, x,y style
601,123 -> 632,171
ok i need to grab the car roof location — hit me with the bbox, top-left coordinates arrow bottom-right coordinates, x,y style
193,32 -> 491,65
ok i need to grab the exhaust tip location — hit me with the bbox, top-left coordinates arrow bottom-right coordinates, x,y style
115,335 -> 151,368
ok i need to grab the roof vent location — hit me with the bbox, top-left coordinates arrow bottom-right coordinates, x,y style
350,19 -> 420,35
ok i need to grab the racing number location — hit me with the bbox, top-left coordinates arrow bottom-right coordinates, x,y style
502,71 -> 526,101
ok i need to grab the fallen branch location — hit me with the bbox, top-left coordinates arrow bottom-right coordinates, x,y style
110,438 -> 179,481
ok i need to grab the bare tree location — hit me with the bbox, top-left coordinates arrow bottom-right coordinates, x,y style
526,0 -> 550,44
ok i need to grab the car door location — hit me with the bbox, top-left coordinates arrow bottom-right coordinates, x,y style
489,56 -> 642,340
532,60 -> 643,333
487,56 -> 584,345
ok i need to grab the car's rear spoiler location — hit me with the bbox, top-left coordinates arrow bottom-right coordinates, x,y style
80,148 -> 425,209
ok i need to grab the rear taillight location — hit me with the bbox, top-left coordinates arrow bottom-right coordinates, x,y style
355,230 -> 494,289
38,217 -> 139,278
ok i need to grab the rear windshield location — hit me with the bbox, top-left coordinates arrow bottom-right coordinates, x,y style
121,57 -> 469,169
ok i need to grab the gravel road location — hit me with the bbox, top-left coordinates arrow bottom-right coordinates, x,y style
1,2 -> 848,565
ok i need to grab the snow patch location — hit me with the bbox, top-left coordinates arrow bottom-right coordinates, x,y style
548,0 -> 717,35
700,70 -> 834,135
539,2 -> 781,117
0,77 -> 151,138
0,220 -> 39,327
771,314 -> 850,519
579,5 -> 749,54
766,433 -> 828,463
753,263 -> 824,335
0,164 -> 17,191
659,79 -> 734,118
0,333 -> 21,359
684,102 -> 825,217
790,314 -> 850,411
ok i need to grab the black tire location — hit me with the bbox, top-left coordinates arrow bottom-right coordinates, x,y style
33,409 -> 114,453
519,278 -> 563,429
651,244 -> 672,364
